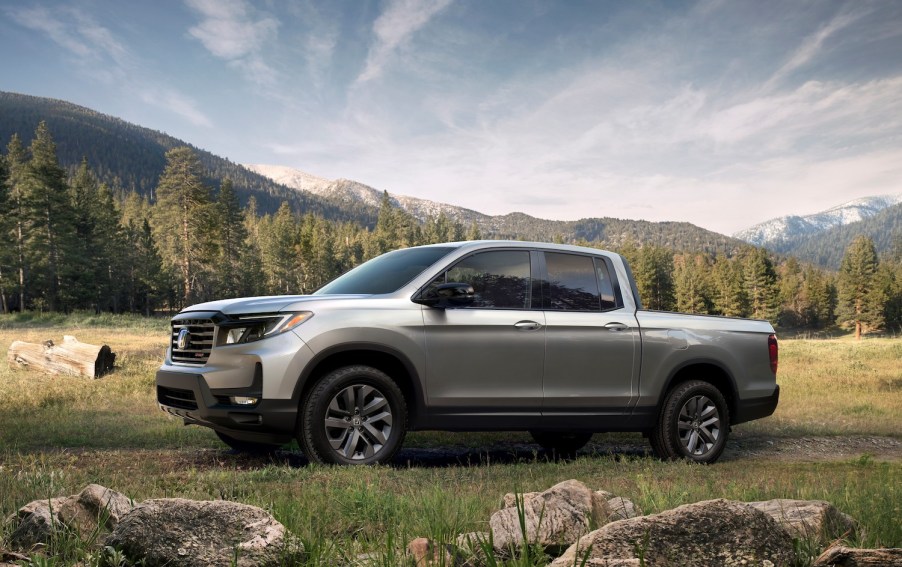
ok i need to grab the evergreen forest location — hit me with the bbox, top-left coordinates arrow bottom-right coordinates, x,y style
1,121 -> 900,335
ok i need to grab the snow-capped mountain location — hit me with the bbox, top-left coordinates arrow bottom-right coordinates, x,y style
734,193 -> 902,248
243,163 -> 488,225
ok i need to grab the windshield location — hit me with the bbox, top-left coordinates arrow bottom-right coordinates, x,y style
314,246 -> 456,295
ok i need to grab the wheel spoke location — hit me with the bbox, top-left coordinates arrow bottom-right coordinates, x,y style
362,422 -> 387,445
361,396 -> 388,417
686,430 -> 700,454
329,396 -> 351,417
325,417 -> 352,430
355,385 -> 374,410
698,425 -> 718,445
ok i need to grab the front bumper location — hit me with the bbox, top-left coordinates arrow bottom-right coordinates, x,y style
733,384 -> 780,425
156,369 -> 297,444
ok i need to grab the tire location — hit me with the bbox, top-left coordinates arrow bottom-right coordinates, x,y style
299,365 -> 407,465
652,380 -> 730,464
215,431 -> 281,454
530,430 -> 592,455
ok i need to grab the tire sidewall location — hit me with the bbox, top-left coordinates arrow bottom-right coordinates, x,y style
660,381 -> 729,464
301,365 -> 407,465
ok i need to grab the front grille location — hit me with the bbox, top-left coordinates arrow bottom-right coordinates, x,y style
171,318 -> 215,366
157,386 -> 198,410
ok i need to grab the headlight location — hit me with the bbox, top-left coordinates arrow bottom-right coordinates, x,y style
223,312 -> 313,345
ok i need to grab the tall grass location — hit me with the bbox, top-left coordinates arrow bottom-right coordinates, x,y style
0,314 -> 899,565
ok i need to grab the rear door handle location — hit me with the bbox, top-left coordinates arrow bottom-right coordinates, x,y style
604,322 -> 630,332
514,320 -> 542,331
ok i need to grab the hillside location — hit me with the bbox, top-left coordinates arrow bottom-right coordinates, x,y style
775,203 -> 902,268
248,164 -> 750,256
735,193 -> 902,251
0,92 -> 378,223
1,92 -> 753,256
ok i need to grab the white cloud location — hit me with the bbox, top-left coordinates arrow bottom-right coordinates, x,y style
7,4 -> 212,128
185,0 -> 279,85
357,0 -> 453,83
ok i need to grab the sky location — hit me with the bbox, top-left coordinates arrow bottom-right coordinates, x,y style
2,0 -> 901,235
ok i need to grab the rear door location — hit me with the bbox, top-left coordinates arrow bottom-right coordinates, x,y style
540,251 -> 639,418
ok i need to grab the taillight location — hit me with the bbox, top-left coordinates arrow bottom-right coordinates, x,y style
768,334 -> 778,374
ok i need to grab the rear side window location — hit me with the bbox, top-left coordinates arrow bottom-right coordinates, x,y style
543,252 -> 621,311
432,250 -> 532,309
545,253 -> 600,311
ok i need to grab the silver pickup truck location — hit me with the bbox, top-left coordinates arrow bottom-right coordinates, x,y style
156,240 -> 779,465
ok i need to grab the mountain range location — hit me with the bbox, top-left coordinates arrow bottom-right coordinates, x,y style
1,91 -> 898,266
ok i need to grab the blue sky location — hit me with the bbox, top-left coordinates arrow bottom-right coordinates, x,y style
2,0 -> 901,235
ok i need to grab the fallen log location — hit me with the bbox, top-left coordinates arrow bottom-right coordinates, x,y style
7,335 -> 115,378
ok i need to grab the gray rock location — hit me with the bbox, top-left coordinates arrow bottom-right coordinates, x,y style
550,498 -> 795,567
7,485 -> 133,551
813,545 -> 902,566
748,499 -> 856,543
490,479 -> 641,555
106,498 -> 300,567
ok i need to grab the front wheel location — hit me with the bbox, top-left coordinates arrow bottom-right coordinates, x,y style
651,380 -> 729,464
298,365 -> 407,465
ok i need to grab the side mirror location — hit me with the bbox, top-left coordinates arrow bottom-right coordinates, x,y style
413,282 -> 475,308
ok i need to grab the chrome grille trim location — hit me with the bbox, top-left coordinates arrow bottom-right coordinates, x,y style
170,318 -> 215,366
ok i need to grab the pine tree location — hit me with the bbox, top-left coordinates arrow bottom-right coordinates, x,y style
777,258 -> 804,328
633,245 -> 675,311
152,147 -> 214,306
258,203 -> 299,294
23,122 -> 76,311
214,178 -> 248,298
673,253 -> 711,314
711,256 -> 746,317
0,151 -> 10,312
836,236 -> 883,339
5,135 -> 28,311
800,267 -> 836,329
741,248 -> 779,323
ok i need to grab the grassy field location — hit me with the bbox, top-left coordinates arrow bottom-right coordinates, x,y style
0,313 -> 900,566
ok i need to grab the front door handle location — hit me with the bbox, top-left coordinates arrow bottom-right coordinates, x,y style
514,320 -> 542,331
604,322 -> 630,332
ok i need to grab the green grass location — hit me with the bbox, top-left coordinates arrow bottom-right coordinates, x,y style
0,314 -> 900,565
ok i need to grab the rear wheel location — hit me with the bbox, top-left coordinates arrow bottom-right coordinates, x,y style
215,431 -> 281,454
651,380 -> 729,464
299,365 -> 407,465
530,430 -> 592,455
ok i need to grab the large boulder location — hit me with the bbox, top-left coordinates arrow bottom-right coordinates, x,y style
550,498 -> 795,567
490,479 -> 642,554
813,545 -> 902,566
748,499 -> 856,543
7,484 -> 133,551
106,498 -> 300,567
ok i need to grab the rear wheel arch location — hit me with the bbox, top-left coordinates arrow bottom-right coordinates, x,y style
660,360 -> 738,424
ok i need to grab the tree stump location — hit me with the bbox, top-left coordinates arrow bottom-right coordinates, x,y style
7,335 -> 115,378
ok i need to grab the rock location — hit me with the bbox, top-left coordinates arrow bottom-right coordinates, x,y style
748,499 -> 856,543
550,499 -> 795,567
106,498 -> 301,567
7,484 -> 133,551
408,537 -> 464,566
813,545 -> 902,566
490,479 -> 641,555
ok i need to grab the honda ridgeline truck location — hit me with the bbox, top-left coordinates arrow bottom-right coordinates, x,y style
156,240 -> 779,464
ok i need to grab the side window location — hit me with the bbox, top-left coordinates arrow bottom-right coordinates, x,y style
545,253 -> 600,311
594,258 -> 619,310
437,250 -> 532,309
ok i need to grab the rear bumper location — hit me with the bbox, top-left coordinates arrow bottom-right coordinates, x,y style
733,385 -> 780,425
156,369 -> 297,445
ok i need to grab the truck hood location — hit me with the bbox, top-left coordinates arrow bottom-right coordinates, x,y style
179,294 -> 367,316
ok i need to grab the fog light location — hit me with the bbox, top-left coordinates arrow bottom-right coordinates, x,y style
230,396 -> 258,406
